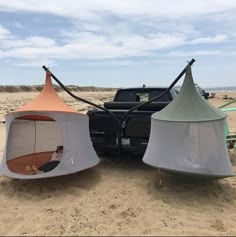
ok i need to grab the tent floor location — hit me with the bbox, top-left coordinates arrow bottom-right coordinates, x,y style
7,151 -> 54,175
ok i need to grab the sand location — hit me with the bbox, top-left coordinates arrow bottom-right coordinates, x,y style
0,90 -> 236,236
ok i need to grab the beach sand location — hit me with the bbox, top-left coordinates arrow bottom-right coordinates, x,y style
0,90 -> 236,236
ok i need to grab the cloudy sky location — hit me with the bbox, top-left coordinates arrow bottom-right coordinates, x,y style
0,0 -> 236,88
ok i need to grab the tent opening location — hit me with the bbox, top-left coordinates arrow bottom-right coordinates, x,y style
6,115 -> 63,175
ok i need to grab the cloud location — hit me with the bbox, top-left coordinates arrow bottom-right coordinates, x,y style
15,58 -> 56,67
80,59 -> 138,67
0,26 -> 186,64
10,21 -> 23,29
191,34 -> 228,44
0,25 -> 11,39
168,50 -> 222,57
0,1 -> 236,67
1,36 -> 56,49
0,0 -> 236,19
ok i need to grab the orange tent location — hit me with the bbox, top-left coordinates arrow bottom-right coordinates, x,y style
0,72 -> 99,179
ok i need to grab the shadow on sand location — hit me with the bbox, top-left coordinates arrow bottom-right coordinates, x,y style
0,167 -> 101,200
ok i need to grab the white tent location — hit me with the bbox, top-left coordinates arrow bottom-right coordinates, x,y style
143,65 -> 234,179
0,72 -> 100,179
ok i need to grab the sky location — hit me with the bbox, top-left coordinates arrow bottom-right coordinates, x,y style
0,0 -> 236,88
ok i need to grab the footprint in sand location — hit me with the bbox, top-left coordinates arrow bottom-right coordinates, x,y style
211,219 -> 225,232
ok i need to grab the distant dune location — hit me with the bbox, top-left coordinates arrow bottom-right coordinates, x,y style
2,85 -> 235,94
0,85 -> 117,93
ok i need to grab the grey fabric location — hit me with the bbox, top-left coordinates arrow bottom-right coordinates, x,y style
143,65 -> 233,178
0,111 -> 100,179
143,109 -> 233,177
153,65 -> 226,122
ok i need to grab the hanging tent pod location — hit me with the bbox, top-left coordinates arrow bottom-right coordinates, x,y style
143,65 -> 234,179
0,72 -> 100,179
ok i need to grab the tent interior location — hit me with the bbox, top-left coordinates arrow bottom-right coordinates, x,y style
6,115 -> 63,175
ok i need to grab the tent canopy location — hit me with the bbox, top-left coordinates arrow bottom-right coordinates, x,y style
143,65 -> 233,179
153,65 -> 226,122
0,71 -> 99,179
12,71 -> 81,119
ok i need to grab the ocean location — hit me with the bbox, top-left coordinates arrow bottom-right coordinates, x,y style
204,86 -> 236,92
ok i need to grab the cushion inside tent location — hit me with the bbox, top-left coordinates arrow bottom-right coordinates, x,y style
7,151 -> 54,175
6,115 -> 63,175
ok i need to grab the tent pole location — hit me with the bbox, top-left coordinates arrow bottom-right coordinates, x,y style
42,66 -> 122,156
158,168 -> 163,187
33,120 -> 37,154
118,59 -> 196,153
42,59 -> 195,157
218,98 -> 236,109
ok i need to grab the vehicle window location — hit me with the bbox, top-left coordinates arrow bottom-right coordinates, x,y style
174,89 -> 179,95
136,93 -> 149,102
115,91 -> 137,101
116,89 -> 172,102
148,90 -> 171,102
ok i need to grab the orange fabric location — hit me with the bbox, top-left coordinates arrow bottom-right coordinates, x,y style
13,71 -> 81,114
17,115 -> 55,121
7,151 -> 53,175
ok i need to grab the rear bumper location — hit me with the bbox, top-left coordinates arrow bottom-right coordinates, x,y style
91,136 -> 148,154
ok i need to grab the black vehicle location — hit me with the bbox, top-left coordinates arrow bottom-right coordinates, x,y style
42,59 -> 195,156
175,84 -> 209,99
194,84 -> 209,99
87,87 -> 178,155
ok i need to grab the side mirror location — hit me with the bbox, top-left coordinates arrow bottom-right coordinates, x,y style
204,91 -> 209,100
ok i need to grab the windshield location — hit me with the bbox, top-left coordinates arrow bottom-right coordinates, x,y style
115,89 -> 172,102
